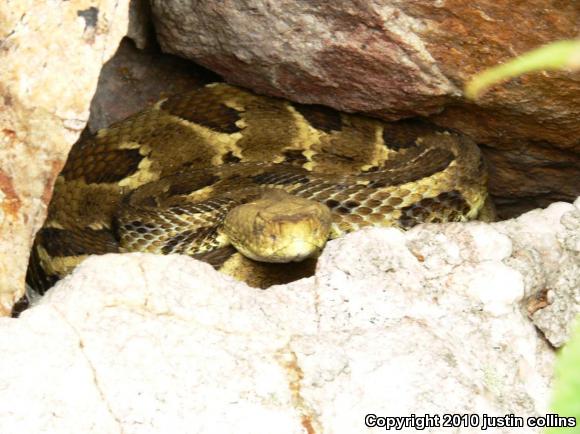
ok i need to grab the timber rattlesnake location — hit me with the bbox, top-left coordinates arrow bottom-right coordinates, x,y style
27,83 -> 490,292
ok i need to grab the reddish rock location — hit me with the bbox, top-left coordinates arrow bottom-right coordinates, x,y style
151,1 -> 460,116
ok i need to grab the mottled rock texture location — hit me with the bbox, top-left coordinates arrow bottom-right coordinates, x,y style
151,0 -> 580,217
0,0 -> 131,314
4,198 -> 579,432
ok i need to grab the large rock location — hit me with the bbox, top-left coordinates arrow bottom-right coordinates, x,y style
1,199 -> 578,433
150,0 -> 580,217
0,0 -> 132,314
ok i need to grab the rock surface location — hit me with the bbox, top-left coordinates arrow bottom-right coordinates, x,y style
151,0 -> 580,217
2,199 -> 578,433
0,0 -> 132,314
87,38 -> 218,134
513,200 -> 580,347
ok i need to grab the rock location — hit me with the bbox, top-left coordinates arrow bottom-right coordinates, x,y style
150,0 -> 580,216
127,0 -> 153,50
3,200 -> 578,433
480,143 -> 580,220
512,197 -> 580,347
0,0 -> 131,314
150,0 -> 459,116
87,38 -> 218,134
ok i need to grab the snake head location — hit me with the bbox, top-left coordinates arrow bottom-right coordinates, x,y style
223,190 -> 332,263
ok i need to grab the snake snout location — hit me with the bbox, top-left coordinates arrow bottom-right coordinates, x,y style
223,190 -> 332,263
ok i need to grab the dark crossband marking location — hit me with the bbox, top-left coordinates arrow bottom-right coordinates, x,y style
167,174 -> 221,197
38,227 -> 118,257
282,150 -> 308,165
63,146 -> 143,183
368,148 -> 454,187
222,151 -> 242,164
398,190 -> 471,229
293,103 -> 343,133
161,226 -> 218,255
382,119 -> 447,151
162,89 -> 241,134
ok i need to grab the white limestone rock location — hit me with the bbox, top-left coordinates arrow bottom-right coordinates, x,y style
514,198 -> 580,347
2,200 -> 578,433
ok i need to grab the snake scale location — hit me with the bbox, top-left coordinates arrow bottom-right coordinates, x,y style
27,83 -> 490,292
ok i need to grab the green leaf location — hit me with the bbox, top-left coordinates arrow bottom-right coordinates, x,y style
546,317 -> 580,434
465,40 -> 580,99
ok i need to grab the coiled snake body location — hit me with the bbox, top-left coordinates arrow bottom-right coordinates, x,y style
27,83 -> 490,291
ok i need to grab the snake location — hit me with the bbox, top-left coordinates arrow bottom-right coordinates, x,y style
26,82 -> 491,293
